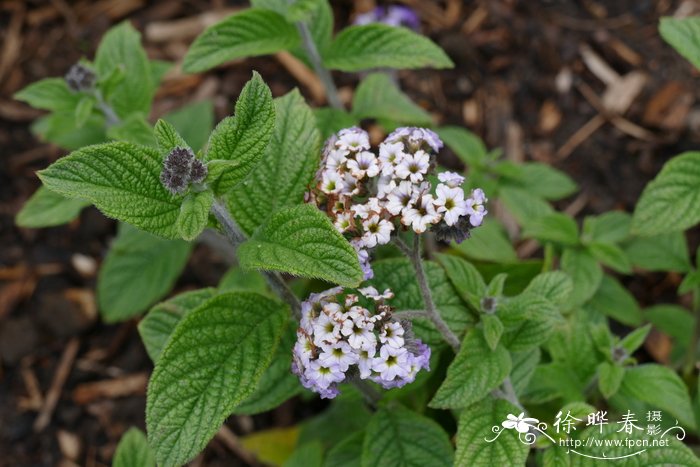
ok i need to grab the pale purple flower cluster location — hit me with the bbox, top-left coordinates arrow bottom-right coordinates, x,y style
291,286 -> 431,399
307,127 -> 488,259
354,5 -> 421,31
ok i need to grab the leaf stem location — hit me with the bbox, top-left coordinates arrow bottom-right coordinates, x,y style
497,377 -> 524,411
295,20 -> 343,109
211,199 -> 302,318
683,287 -> 700,377
93,89 -> 121,128
395,235 -> 461,352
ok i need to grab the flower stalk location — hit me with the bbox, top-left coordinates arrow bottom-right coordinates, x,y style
295,20 -> 343,110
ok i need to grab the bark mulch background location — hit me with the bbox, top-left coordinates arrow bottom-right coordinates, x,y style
1,0 -> 699,465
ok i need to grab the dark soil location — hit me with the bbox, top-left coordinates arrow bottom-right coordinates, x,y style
1,0 -> 699,465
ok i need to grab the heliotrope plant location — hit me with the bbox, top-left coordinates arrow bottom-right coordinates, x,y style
13,2 -> 700,467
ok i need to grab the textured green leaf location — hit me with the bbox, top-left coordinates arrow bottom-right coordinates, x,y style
455,219 -> 518,263
162,100 -> 214,153
31,112 -> 106,150
38,142 -> 182,238
587,274 -> 643,326
522,212 -> 579,246
154,119 -> 188,154
499,186 -> 555,228
560,248 -> 603,306
218,267 -> 269,294
619,324 -> 651,354
98,224 -> 192,322
369,258 -> 474,348
632,152 -> 700,236
454,397 -> 529,467
205,72 -> 275,194
508,162 -> 577,201
228,89 -> 321,234
436,126 -> 488,167
510,348 -> 541,395
94,22 -> 154,118
361,405 -> 454,467
238,204 -> 363,287
177,189 -> 214,241
500,293 -> 562,352
597,362 -> 624,399
113,428 -> 155,467
14,77 -> 81,112
587,242 -> 632,274
146,292 -> 288,466
430,330 -> 511,409
352,73 -> 432,125
644,304 -> 693,348
74,96 -> 95,128
16,186 -> 90,228
138,288 -> 217,362
582,211 -> 631,245
435,253 -> 485,309
660,17 -> 700,70
234,323 -> 301,415
183,9 -> 299,73
107,113 -> 155,146
523,271 -> 573,306
624,231 -> 691,273
618,364 -> 696,429
482,314 -> 504,351
324,24 -> 453,71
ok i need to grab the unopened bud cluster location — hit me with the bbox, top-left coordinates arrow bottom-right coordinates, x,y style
64,63 -> 96,92
160,147 -> 207,195
292,286 -> 430,399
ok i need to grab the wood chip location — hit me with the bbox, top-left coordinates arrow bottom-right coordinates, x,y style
580,44 -> 620,86
145,9 -> 238,42
601,71 -> 647,115
538,100 -> 562,134
0,5 -> 24,86
34,338 -> 80,432
643,81 -> 695,130
72,372 -> 148,405
555,114 -> 606,160
57,430 -> 82,461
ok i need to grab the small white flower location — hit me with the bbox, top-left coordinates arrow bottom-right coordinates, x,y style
318,341 -> 359,372
438,171 -> 465,188
394,150 -> 430,183
313,311 -> 341,346
320,171 -> 345,195
358,347 -> 376,378
386,181 -> 418,215
337,127 -> 370,152
294,331 -> 315,366
352,197 -> 381,220
466,188 -> 488,227
326,149 -> 348,172
376,176 -> 396,200
334,212 -> 353,233
372,345 -> 410,381
305,360 -> 345,389
345,320 -> 376,351
402,194 -> 441,234
347,151 -> 380,179
362,215 -> 394,248
378,141 -> 405,176
358,286 -> 394,301
342,173 -> 360,196
434,184 -> 468,226
379,321 -> 405,348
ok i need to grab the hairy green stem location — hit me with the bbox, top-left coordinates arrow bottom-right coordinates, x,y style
499,377 -> 524,411
211,199 -> 302,319
683,287 -> 700,377
295,21 -> 343,109
93,89 -> 121,128
394,235 -> 461,352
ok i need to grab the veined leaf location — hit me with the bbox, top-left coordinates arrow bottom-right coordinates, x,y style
624,231 -> 691,273
14,77 -> 81,112
435,253 -> 486,307
587,242 -> 632,274
154,119 -> 188,154
38,141 -> 183,238
177,189 -> 214,241
508,162 -> 577,201
436,126 -> 488,167
582,211 -> 631,245
228,89 -> 321,233
106,113 -> 155,146
16,186 -> 90,228
660,17 -> 700,70
183,9 -> 299,73
587,274 -> 643,327
238,204 -> 363,287
352,73 -> 432,125
521,212 -> 579,246
455,219 -> 518,263
324,24 -> 453,71
524,271 -> 573,306
560,248 -> 603,306
146,292 -> 288,466
113,428 -> 155,467
598,362 -> 624,399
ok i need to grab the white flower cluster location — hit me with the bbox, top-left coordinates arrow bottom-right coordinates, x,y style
292,286 -> 431,399
308,127 -> 488,272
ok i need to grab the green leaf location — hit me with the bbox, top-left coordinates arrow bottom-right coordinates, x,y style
138,288 -> 217,362
597,362 -> 624,399
177,189 -> 214,241
324,24 -> 453,72
361,405 -> 454,467
507,162 -> 577,201
16,186 -> 90,228
587,274 -> 643,326
98,224 -> 192,322
299,394 -> 371,447
546,308 -> 602,385
436,126 -> 488,167
486,273 -> 507,298
94,22 -> 154,118
113,428 -> 155,467
582,211 -> 631,245
31,112 -> 106,151
14,77 -> 81,112
632,151 -> 700,236
521,213 -> 579,246
454,397 -> 529,467
510,348 -> 541,395
500,293 -> 562,352
75,96 -> 95,128
523,271 -> 573,306
205,72 -> 275,194
619,324 -> 651,354
314,107 -> 357,140
285,441 -> 323,467
324,431 -> 363,467
162,100 -> 214,153
146,292 -> 288,466
455,219 -> 518,263
435,253 -> 486,306
499,186 -> 555,227
154,119 -> 188,154
644,304 -> 693,348
660,17 -> 700,70
238,204 -> 363,287
352,73 -> 432,125
679,270 -> 700,295
624,231 -> 691,272
38,141 -> 183,238
430,330 -> 511,409
183,9 -> 299,73
369,258 -> 474,348
218,267 -> 269,294
560,248 -> 603,306
618,364 -> 697,429
107,113 -> 155,146
234,323 -> 301,415
587,242 -> 632,274
482,314 -> 504,350
228,90 -> 321,234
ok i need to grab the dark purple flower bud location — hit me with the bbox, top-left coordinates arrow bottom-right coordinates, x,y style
164,147 -> 195,177
432,216 -> 473,244
64,63 -> 96,92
